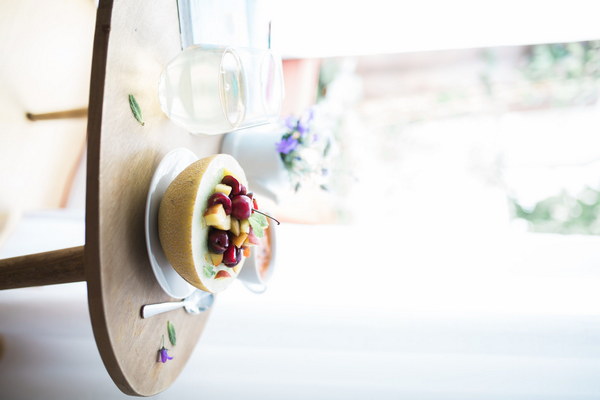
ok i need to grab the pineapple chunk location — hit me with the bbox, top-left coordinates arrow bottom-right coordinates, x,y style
240,219 -> 250,234
204,204 -> 231,230
230,218 -> 241,236
232,263 -> 243,274
210,252 -> 224,266
214,183 -> 232,196
232,232 -> 248,248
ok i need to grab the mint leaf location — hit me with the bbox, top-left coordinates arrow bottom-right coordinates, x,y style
203,264 -> 216,278
128,94 -> 145,126
248,212 -> 268,238
167,321 -> 176,346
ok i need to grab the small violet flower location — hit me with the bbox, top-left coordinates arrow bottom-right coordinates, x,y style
158,335 -> 173,363
297,107 -> 315,134
297,120 -> 310,135
306,107 -> 316,122
276,136 -> 299,155
284,115 -> 298,130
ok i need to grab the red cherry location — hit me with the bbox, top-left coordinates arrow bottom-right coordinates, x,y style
207,192 -> 232,215
208,228 -> 229,254
231,195 -> 252,220
223,243 -> 241,267
221,175 -> 242,196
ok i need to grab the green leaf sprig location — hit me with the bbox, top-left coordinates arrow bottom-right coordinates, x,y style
203,264 -> 216,278
128,94 -> 145,126
167,321 -> 176,346
248,212 -> 268,238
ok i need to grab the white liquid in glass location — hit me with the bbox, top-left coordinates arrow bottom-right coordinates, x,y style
158,47 -> 245,135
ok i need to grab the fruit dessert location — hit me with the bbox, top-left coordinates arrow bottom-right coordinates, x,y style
255,223 -> 273,280
158,154 -> 271,293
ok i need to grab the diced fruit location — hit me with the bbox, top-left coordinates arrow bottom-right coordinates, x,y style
244,228 -> 261,246
204,173 -> 253,275
207,193 -> 232,215
243,246 -> 251,258
210,252 -> 224,266
232,232 -> 248,248
230,218 -> 240,236
215,270 -> 231,279
252,197 -> 258,210
232,263 -> 243,274
214,183 -> 232,196
231,195 -> 252,219
223,243 -> 241,267
204,204 -> 231,230
208,228 -> 229,254
221,175 -> 242,196
240,219 -> 250,234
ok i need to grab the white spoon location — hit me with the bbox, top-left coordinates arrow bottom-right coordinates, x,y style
141,290 -> 214,318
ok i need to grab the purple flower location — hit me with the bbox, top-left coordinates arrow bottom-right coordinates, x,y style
158,347 -> 173,363
158,335 -> 173,363
284,115 -> 298,130
276,136 -> 299,154
297,120 -> 309,135
297,108 -> 316,135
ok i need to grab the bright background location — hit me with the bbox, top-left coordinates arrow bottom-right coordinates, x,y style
2,1 -> 600,399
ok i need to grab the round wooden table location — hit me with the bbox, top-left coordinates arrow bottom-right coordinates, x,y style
86,0 -> 225,395
0,0 -> 223,396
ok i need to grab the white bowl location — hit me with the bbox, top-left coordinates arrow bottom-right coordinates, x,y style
237,215 -> 277,293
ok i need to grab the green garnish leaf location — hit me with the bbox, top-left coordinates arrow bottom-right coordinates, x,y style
128,94 -> 145,126
203,264 -> 216,278
248,212 -> 268,238
167,321 -> 176,346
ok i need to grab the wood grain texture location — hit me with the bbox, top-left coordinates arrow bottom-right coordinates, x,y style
0,246 -> 84,290
85,0 -> 222,396
25,108 -> 88,121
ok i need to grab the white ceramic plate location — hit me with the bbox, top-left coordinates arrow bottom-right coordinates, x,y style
145,148 -> 198,299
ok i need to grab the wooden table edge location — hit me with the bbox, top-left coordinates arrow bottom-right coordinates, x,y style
84,0 -> 139,396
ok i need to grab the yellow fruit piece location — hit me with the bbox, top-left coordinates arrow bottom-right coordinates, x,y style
210,253 -> 224,266
240,219 -> 250,234
230,218 -> 241,236
232,263 -> 243,274
214,183 -> 232,196
204,204 -> 231,230
232,232 -> 248,248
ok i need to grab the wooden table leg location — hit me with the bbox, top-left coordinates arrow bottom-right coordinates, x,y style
25,108 -> 88,121
0,246 -> 85,290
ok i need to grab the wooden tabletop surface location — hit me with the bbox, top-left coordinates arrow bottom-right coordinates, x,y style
86,0 -> 222,395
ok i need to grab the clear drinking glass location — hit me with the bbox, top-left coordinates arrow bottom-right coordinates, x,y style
158,45 -> 284,135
